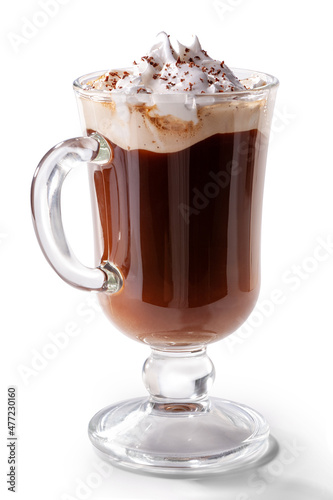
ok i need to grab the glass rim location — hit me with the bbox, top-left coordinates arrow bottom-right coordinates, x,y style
73,68 -> 279,101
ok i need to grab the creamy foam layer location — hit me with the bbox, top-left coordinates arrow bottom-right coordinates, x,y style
78,95 -> 267,153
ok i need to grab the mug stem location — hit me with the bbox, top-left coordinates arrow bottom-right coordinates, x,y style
142,347 -> 215,411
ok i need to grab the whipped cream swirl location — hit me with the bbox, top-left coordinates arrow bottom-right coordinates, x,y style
91,32 -> 248,94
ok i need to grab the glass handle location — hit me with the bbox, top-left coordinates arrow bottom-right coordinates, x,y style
31,132 -> 123,294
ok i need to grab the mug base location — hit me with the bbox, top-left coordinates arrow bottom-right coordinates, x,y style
88,396 -> 269,476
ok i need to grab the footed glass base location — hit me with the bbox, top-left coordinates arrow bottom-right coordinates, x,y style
88,396 -> 269,475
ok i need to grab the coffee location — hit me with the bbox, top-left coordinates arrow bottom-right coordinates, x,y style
75,32 -> 273,347
86,127 -> 268,347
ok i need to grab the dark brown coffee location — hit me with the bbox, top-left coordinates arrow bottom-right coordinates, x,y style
89,128 -> 268,347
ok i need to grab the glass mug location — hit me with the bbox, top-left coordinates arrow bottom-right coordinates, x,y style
31,69 -> 278,474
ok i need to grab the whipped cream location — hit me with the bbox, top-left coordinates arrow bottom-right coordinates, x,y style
91,32 -> 249,94
77,33 -> 272,153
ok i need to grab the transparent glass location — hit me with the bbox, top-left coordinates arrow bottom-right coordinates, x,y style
31,68 -> 278,474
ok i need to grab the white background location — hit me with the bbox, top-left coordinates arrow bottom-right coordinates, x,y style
1,0 -> 333,498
